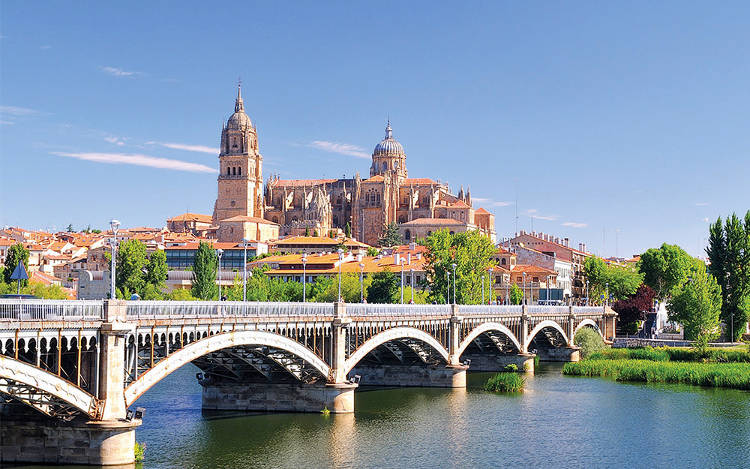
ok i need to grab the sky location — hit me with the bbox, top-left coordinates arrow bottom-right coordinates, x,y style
1,1 -> 748,258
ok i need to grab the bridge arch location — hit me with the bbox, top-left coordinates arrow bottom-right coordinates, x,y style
573,319 -> 603,339
456,322 -> 522,358
344,326 -> 450,376
123,330 -> 331,407
0,355 -> 98,419
524,320 -> 569,353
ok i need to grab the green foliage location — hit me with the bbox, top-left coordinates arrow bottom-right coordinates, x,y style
584,257 -> 642,304
145,249 -> 168,288
573,327 -> 606,358
503,363 -> 519,372
366,247 -> 379,257
116,239 -> 147,296
4,243 -> 30,286
307,273 -> 366,303
509,283 -> 523,305
66,224 -> 74,232
345,222 -> 352,238
484,372 -> 525,392
423,229 -> 496,304
587,347 -> 670,362
225,268 -> 304,302
403,285 -> 429,304
587,346 -> 750,364
134,441 -> 145,463
638,243 -> 697,300
191,242 -> 218,300
378,222 -> 401,247
706,211 -> 750,341
667,263 -> 722,342
165,288 -> 197,301
367,269 -> 399,304
563,359 -> 750,390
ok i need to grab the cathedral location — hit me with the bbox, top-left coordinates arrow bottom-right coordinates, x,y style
213,85 -> 495,246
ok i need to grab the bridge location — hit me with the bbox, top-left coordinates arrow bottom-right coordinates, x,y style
0,299 -> 615,465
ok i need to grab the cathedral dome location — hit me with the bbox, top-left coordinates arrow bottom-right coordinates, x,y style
373,122 -> 404,157
226,84 -> 253,130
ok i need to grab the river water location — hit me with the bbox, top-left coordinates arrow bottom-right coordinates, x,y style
120,363 -> 750,468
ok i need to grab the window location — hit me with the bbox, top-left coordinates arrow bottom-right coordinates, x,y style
232,167 -> 236,175
238,167 -> 242,175
405,229 -> 411,241
501,259 -> 506,265
227,167 -> 231,175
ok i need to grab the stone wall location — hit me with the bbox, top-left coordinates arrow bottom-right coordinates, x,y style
202,382 -> 356,413
536,347 -> 580,362
462,353 -> 535,373
349,364 -> 467,388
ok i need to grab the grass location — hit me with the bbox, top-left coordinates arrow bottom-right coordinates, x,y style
586,346 -> 750,363
134,441 -> 145,463
484,372 -> 525,393
563,359 -> 750,390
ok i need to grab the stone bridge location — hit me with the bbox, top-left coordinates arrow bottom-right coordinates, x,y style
0,299 -> 615,465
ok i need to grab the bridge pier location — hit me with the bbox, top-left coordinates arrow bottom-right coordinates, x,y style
462,353 -> 536,373
201,381 -> 356,413
349,364 -> 467,388
535,347 -> 580,362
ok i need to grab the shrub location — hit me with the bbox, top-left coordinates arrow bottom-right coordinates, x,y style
484,372 -> 525,392
134,441 -> 145,463
504,364 -> 518,372
574,327 -> 606,358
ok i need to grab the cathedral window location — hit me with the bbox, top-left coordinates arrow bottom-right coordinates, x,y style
232,167 -> 236,175
227,167 -> 231,175
405,229 -> 411,241
238,167 -> 242,176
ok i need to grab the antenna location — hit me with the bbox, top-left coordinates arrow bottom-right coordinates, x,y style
514,182 -> 519,236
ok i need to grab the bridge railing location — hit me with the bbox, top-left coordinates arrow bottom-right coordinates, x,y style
125,301 -> 335,319
459,305 -> 523,315
0,299 -> 104,321
346,304 -> 451,317
572,306 -> 606,315
527,305 -> 570,314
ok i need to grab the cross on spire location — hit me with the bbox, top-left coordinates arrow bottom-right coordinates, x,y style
235,77 -> 244,112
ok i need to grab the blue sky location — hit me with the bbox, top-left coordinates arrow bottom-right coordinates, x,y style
1,1 -> 748,258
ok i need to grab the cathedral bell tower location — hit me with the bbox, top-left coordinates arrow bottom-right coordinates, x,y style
212,83 -> 264,224
370,121 -> 407,182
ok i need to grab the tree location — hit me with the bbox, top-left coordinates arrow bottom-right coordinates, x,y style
366,247 -> 379,257
378,222 -> 401,247
367,269 -> 399,303
667,263 -> 722,342
165,288 -> 197,301
3,243 -> 30,287
706,211 -> 750,341
509,283 -> 524,305
312,273 -> 371,303
584,257 -> 642,304
423,230 -> 497,304
115,239 -> 147,297
345,222 -> 352,238
145,250 -> 168,288
192,242 -> 218,300
66,224 -> 74,232
613,285 -> 656,334
638,244 -> 696,301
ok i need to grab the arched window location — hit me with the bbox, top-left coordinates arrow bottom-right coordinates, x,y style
501,258 -> 507,265
238,167 -> 242,176
227,167 -> 231,175
232,167 -> 236,175
405,229 -> 411,241
398,216 -> 406,224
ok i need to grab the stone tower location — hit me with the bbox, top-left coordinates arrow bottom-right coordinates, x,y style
213,83 -> 264,224
369,121 -> 407,182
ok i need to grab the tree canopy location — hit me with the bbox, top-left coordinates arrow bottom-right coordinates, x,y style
3,243 -> 29,287
378,222 -> 402,247
667,263 -> 722,342
583,257 -> 642,304
191,242 -> 218,300
638,243 -> 698,300
367,269 -> 399,303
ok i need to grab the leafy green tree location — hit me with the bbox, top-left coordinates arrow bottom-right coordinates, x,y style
366,247 -> 379,257
166,288 -> 197,301
3,243 -> 30,287
191,242 -> 218,300
312,273 -> 371,303
706,211 -> 750,341
145,250 -> 168,288
21,282 -> 69,299
424,229 -> 496,304
66,224 -> 74,232
667,263 -> 722,342
115,239 -> 147,296
367,269 -> 399,303
403,285 -> 429,304
584,257 -> 642,304
509,283 -> 523,305
345,222 -> 352,238
378,222 -> 402,247
140,283 -> 164,300
638,244 -> 696,301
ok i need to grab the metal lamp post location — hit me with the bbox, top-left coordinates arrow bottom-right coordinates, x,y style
109,219 -> 120,299
488,268 -> 494,304
400,258 -> 406,304
410,268 -> 414,303
586,280 -> 590,306
241,238 -> 251,302
605,282 -> 609,307
446,271 -> 450,305
547,275 -> 551,304
216,249 -> 224,301
451,263 -> 457,304
359,262 -> 365,303
482,270 -> 485,305
302,253 -> 308,302
337,248 -> 344,302
522,272 -> 527,305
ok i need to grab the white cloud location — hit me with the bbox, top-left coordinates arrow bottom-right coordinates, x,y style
0,105 -> 38,116
695,202 -> 709,207
104,136 -> 126,146
473,197 -> 513,208
100,66 -> 139,77
702,217 -> 710,223
493,201 -> 513,207
51,152 -> 217,173
0,120 -> 14,125
562,221 -> 588,228
534,215 -> 559,221
147,141 -> 217,154
308,141 -> 370,159
526,209 -> 538,214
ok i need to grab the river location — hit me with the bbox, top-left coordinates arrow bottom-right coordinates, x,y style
120,363 -> 750,468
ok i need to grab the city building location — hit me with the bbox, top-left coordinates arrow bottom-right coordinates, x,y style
269,236 -> 370,255
164,240 -> 267,271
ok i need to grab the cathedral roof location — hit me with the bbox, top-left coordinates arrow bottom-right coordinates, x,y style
271,178 -> 339,187
400,217 -> 464,226
226,83 -> 253,130
373,121 -> 405,157
403,178 -> 435,185
363,175 -> 385,183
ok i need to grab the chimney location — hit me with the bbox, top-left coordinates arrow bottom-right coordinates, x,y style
407,252 -> 412,265
394,252 -> 400,266
356,253 -> 363,262
564,237 -> 570,247
409,242 -> 416,251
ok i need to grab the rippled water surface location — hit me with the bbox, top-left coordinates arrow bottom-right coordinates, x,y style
15,363 -> 750,468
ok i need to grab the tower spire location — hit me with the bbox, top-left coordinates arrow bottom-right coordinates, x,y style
235,77 -> 244,112
385,118 -> 392,139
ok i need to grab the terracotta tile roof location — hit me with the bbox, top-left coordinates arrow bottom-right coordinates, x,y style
363,175 -> 385,183
474,207 -> 490,215
272,236 -> 369,247
167,212 -> 213,223
403,178 -> 436,185
271,179 -> 339,187
219,215 -> 279,225
0,239 -> 17,246
511,264 -> 557,275
165,241 -> 259,250
400,218 -> 464,226
448,200 -> 470,209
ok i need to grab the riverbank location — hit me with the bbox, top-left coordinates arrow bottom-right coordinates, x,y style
563,346 -> 750,390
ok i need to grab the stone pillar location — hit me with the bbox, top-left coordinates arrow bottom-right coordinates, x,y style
448,304 -> 462,365
520,305 -> 529,353
98,300 -> 132,421
202,382 -> 356,413
568,310 -> 576,347
330,302 -> 351,384
604,308 -> 617,341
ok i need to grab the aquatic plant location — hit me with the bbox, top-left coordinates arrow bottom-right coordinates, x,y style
574,328 -> 606,358
484,372 -> 525,393
134,441 -> 146,463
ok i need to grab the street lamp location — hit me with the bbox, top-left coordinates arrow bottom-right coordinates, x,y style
302,253 -> 308,302
241,238 -> 251,302
488,267 -> 493,305
216,249 -> 224,301
359,262 -> 365,303
337,248 -> 344,302
586,280 -> 590,306
109,219 -> 120,300
446,271 -> 450,305
410,268 -> 414,304
605,282 -> 609,307
547,275 -> 551,304
400,258 -> 406,304
451,263 -> 457,304
522,272 -> 527,305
